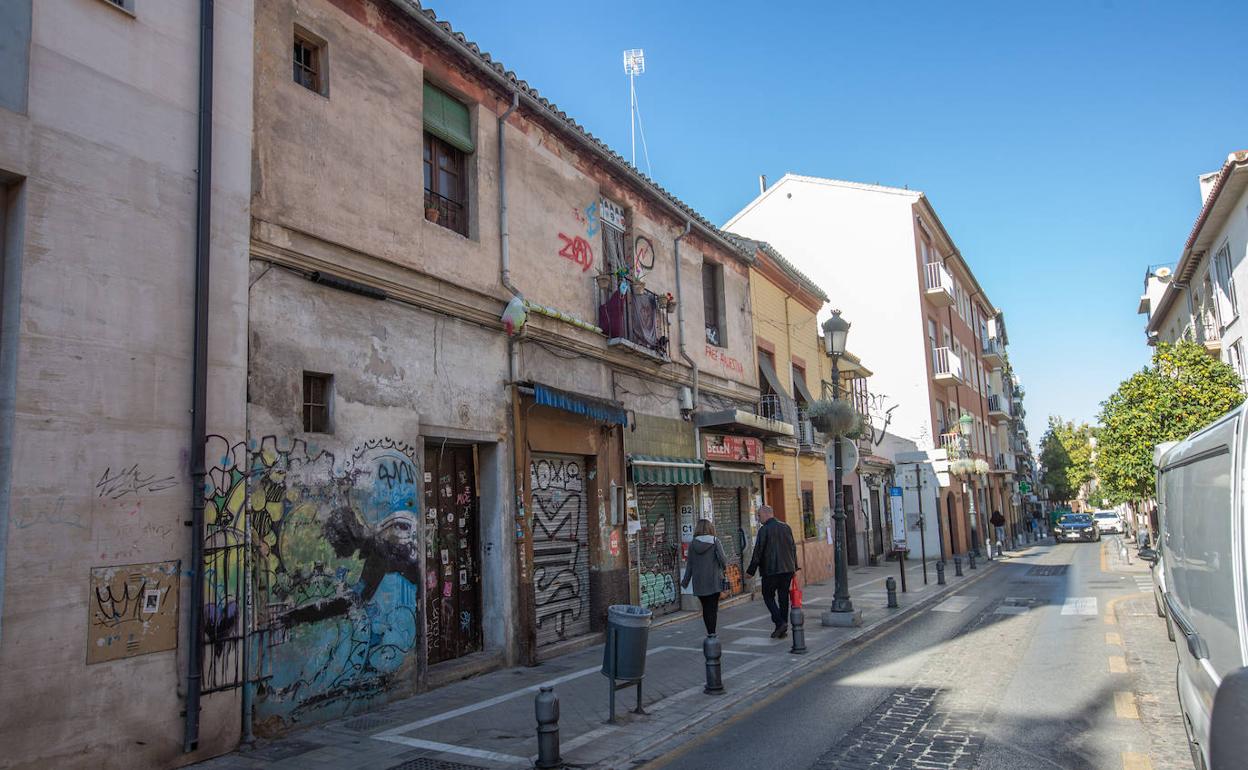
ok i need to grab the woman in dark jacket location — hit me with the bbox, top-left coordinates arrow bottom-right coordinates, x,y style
682,519 -> 727,635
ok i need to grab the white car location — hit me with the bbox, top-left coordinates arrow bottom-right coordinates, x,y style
1092,510 -> 1124,535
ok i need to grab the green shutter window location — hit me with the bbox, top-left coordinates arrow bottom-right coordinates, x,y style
423,82 -> 475,154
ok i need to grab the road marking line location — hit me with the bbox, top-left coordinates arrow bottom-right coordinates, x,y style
1062,597 -> 1099,615
1122,751 -> 1153,770
1106,632 -> 1123,646
1114,691 -> 1140,719
372,735 -> 529,765
932,595 -> 976,613
1109,656 -> 1128,673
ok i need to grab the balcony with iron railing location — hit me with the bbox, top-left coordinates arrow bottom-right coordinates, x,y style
924,262 -> 955,307
795,407 -> 818,451
981,337 -> 1005,367
1195,317 -> 1221,352
423,189 -> 468,237
931,346 -> 963,385
939,432 -> 962,457
987,393 -> 1010,421
597,279 -> 671,362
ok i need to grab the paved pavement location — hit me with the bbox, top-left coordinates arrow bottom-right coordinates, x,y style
644,536 -> 1190,770
193,547 -> 1006,770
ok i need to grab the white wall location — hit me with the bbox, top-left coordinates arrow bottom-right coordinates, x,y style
726,175 -> 934,454
1214,186 -> 1248,378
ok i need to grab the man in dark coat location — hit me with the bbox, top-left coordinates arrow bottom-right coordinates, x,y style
746,504 -> 798,638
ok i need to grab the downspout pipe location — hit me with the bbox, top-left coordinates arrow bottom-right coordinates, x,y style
672,221 -> 696,419
184,0 -> 213,754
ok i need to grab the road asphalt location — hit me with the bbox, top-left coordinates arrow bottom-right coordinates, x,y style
642,538 -> 1189,770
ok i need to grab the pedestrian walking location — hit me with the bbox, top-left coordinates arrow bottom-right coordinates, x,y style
990,509 -> 1006,550
681,519 -> 728,635
746,504 -> 798,639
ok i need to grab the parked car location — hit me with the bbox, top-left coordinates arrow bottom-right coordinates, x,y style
1092,510 -> 1124,535
1150,408 -> 1247,770
1052,513 -> 1100,543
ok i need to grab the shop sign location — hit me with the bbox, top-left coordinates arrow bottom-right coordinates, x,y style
704,434 -> 763,463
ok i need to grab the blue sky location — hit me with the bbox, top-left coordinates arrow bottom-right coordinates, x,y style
431,0 -> 1248,442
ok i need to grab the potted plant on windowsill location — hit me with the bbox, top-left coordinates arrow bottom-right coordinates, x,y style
424,206 -> 440,224
595,273 -> 613,293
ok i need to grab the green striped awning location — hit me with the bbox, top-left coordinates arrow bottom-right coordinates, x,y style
706,463 -> 762,488
628,455 -> 704,485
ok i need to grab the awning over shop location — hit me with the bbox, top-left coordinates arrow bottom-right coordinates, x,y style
628,455 -> 704,485
529,382 -> 627,426
706,463 -> 763,488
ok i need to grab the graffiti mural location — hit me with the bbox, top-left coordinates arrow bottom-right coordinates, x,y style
636,488 -> 680,613
202,434 -> 421,732
530,454 -> 590,646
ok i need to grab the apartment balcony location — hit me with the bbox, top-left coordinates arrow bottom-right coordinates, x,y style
1196,319 -> 1221,353
939,432 -> 962,458
987,393 -> 1010,421
924,262 -> 955,307
992,453 -> 1013,475
795,407 -> 819,452
598,285 -> 670,362
931,346 -> 963,385
981,337 -> 1005,367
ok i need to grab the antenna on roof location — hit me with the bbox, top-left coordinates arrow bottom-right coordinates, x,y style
623,48 -> 653,178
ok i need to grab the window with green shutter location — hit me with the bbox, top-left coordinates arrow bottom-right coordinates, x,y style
423,82 -> 474,153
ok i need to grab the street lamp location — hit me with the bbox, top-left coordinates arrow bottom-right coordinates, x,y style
821,311 -> 860,626
958,413 -> 982,558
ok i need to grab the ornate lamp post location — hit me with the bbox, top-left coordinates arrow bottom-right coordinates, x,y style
821,310 -> 861,627
957,413 -> 983,559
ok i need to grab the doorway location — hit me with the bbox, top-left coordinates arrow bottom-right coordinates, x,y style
843,484 -> 858,566
423,444 -> 482,665
764,476 -> 787,522
870,487 -> 885,555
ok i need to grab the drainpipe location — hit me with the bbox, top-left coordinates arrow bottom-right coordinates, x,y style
784,296 -> 808,573
184,0 -> 213,754
672,221 -> 696,415
497,91 -> 531,663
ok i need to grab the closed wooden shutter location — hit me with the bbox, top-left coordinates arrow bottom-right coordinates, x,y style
530,454 -> 591,647
423,82 -> 475,153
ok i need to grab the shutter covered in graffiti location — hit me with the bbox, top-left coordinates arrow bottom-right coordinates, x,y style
530,454 -> 591,648
712,487 -> 746,596
423,445 -> 482,665
636,487 -> 679,614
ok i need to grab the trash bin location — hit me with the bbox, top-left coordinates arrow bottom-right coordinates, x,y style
601,604 -> 652,681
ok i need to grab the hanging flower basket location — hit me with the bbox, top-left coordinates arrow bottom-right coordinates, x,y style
950,458 -> 976,476
973,458 -> 991,476
807,399 -> 859,436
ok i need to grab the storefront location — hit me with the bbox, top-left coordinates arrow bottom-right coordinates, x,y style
515,383 -> 628,661
628,455 -> 703,616
858,453 -> 895,565
703,434 -> 765,596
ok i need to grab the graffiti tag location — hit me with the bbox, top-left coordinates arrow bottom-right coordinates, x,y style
96,464 -> 178,500
557,233 -> 594,272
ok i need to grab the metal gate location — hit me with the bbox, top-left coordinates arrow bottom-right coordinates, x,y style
530,454 -> 591,647
636,487 -> 680,614
711,487 -> 746,596
424,445 -> 482,665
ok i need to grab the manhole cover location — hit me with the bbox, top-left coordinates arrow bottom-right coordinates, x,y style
1027,565 -> 1068,576
343,715 -> 396,732
385,758 -> 492,770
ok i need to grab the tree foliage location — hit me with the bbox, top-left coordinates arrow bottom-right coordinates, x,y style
1096,340 -> 1244,503
1039,417 -> 1095,503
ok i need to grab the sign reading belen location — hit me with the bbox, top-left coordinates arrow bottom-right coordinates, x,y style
704,434 -> 763,463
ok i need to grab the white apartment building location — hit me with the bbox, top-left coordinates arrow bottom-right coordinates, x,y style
726,174 -> 1025,558
1142,150 -> 1248,377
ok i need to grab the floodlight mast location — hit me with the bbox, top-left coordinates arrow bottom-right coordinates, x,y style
623,49 -> 645,168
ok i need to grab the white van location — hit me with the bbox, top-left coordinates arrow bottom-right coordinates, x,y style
1151,407 -> 1248,770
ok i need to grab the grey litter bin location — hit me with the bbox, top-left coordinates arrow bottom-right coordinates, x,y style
602,604 -> 652,722
602,604 -> 652,681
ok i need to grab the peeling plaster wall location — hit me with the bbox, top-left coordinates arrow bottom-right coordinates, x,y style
0,0 -> 253,767
244,265 -> 511,732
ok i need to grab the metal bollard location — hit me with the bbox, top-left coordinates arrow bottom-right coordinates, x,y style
789,606 -> 808,655
936,561 -> 947,585
969,552 -> 977,570
703,633 -> 724,695
954,556 -> 963,577
535,686 -> 561,769
886,577 -> 899,608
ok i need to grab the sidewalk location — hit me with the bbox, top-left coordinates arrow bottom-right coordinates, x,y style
195,549 -> 1031,770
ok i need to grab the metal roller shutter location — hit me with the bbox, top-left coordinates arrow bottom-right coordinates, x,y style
530,453 -> 591,647
636,487 -> 680,614
712,487 -> 747,596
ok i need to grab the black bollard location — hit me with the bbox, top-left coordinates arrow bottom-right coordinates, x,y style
789,606 -> 808,655
703,634 -> 724,694
954,556 -> 963,577
535,686 -> 561,769
969,552 -> 977,570
936,560 -> 946,585
886,577 -> 899,609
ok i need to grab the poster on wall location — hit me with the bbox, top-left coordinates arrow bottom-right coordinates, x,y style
87,560 -> 180,664
888,486 -> 907,550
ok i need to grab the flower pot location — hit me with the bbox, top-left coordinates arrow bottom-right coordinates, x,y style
424,207 -> 440,223
595,274 -> 613,292
657,295 -> 670,311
